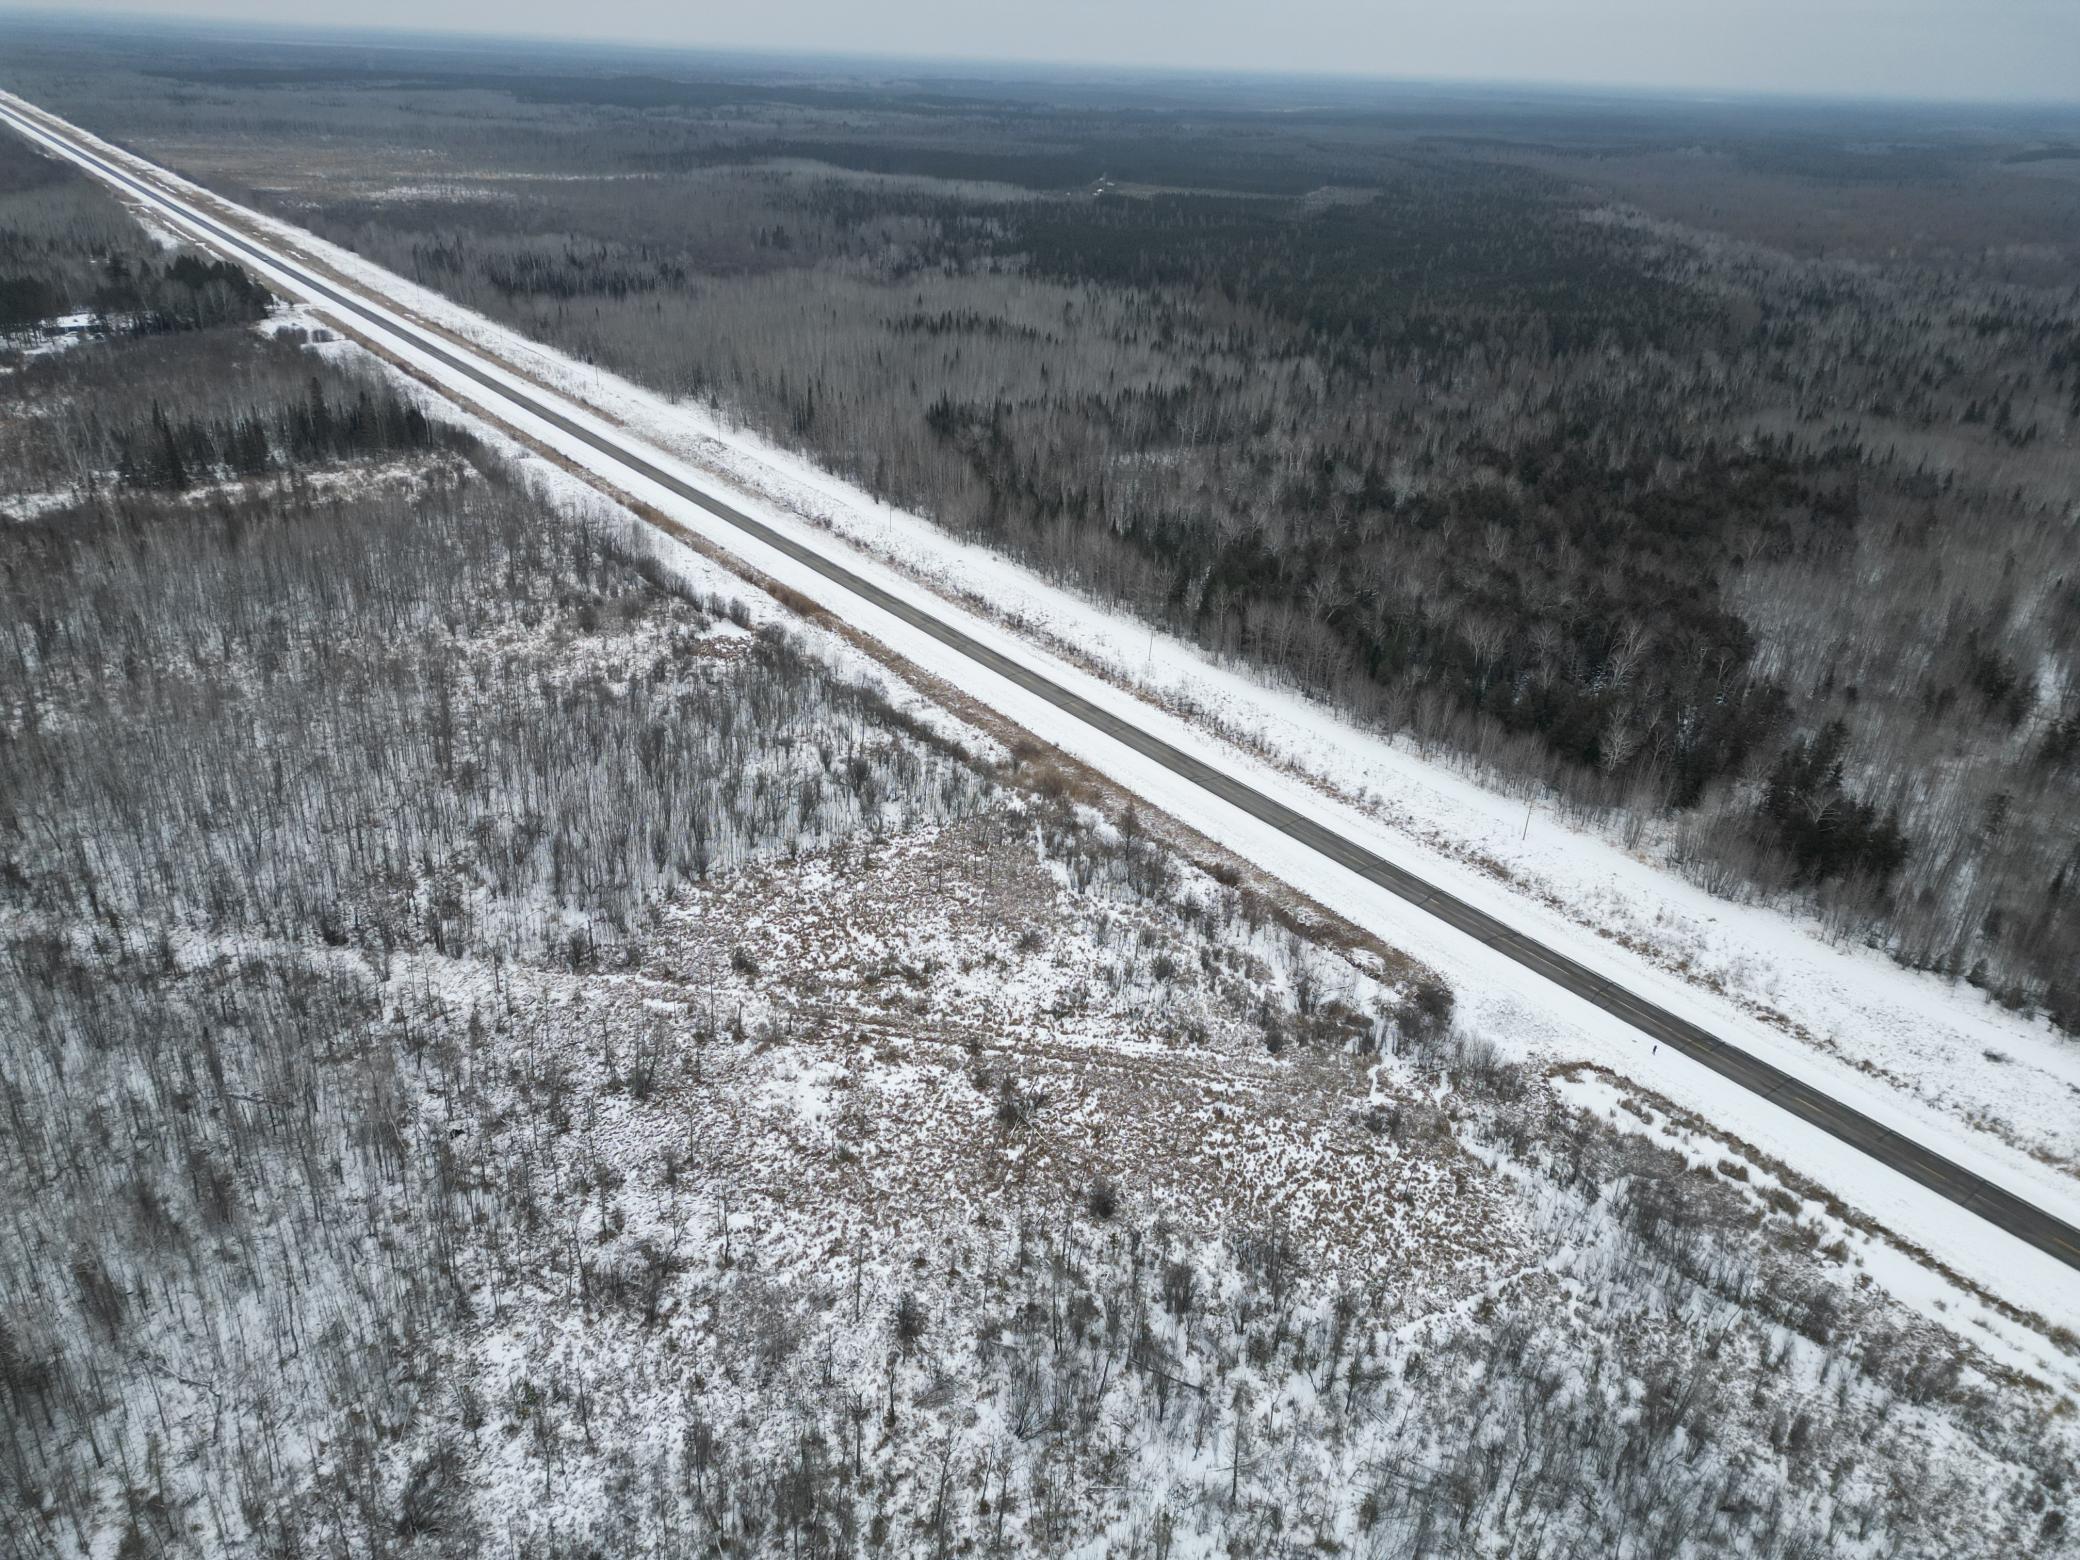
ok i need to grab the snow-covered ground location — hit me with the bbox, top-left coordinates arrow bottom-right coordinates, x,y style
0,486 -> 78,521
11,92 -> 2076,1338
0,308 -> 128,365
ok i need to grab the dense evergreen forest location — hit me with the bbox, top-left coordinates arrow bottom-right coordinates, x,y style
11,30 -> 2066,1029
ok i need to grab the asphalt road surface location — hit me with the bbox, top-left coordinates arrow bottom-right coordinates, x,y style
9,95 -> 2076,1274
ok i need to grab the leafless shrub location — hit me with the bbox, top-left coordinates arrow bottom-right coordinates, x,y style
1393,976 -> 1456,1062
395,1448 -> 463,1538
893,1292 -> 929,1355
1159,1261 -> 1196,1321
1085,1177 -> 1120,1222
994,1077 -> 1045,1130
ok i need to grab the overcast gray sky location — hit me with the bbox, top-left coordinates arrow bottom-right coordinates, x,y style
43,0 -> 2080,103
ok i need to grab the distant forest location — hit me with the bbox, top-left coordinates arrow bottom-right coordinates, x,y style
5,29 -> 2077,1031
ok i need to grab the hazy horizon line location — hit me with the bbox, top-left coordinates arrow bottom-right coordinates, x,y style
5,3 -> 2080,114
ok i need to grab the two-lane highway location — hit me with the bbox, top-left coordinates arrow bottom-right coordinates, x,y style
6,92 -> 2075,1274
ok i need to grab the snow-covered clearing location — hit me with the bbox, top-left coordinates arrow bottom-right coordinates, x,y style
10,93 -> 2075,1337
0,309 -> 128,364
0,486 -> 76,521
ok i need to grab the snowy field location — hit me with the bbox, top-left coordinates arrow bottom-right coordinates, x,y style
11,93 -> 2076,1340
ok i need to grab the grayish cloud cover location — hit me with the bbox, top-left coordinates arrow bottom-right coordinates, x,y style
37,0 -> 2080,102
